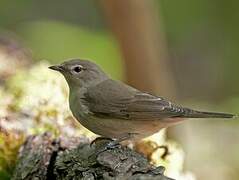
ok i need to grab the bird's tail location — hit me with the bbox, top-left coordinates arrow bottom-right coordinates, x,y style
181,108 -> 237,119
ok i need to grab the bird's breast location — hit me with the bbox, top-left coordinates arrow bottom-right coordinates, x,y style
70,102 -> 168,139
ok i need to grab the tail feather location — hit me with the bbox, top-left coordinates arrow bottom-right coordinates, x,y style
182,108 -> 236,119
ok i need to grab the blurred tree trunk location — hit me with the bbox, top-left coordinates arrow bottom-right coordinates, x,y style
99,0 -> 175,97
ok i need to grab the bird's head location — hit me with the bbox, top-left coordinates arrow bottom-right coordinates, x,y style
49,59 -> 109,89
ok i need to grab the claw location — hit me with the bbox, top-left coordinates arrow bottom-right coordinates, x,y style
90,137 -> 113,147
88,139 -> 121,161
94,140 -> 121,155
88,133 -> 137,160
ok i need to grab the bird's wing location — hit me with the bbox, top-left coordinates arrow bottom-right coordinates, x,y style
82,79 -> 187,120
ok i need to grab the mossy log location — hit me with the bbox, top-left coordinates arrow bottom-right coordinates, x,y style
12,133 -> 174,180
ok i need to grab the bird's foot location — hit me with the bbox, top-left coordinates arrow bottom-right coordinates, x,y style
89,133 -> 138,160
90,137 -> 114,147
88,138 -> 120,160
94,140 -> 121,155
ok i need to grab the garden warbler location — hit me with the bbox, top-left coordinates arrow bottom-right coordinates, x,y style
49,59 -> 236,142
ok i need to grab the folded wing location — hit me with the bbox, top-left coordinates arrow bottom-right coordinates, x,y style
82,79 -> 235,120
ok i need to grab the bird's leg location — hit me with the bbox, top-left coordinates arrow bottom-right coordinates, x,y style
105,132 -> 138,149
90,137 -> 114,147
92,133 -> 137,156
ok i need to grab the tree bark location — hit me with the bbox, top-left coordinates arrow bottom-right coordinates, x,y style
12,133 -> 174,180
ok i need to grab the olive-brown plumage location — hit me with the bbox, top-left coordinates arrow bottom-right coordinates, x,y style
49,59 -> 236,140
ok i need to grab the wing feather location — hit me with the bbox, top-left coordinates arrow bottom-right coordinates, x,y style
82,79 -> 185,120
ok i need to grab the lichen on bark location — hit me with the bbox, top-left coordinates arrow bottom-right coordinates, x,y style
12,133 -> 174,180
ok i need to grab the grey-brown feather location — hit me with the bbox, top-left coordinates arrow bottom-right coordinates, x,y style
80,79 -> 235,120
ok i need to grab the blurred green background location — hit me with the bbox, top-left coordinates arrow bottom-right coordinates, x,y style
0,0 -> 239,179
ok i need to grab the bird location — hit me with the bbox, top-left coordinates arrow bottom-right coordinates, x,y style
49,59 -> 236,145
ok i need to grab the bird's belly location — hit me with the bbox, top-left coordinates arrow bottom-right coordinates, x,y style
70,102 -> 182,139
77,115 -> 168,140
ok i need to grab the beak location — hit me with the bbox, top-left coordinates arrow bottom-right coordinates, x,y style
48,65 -> 63,72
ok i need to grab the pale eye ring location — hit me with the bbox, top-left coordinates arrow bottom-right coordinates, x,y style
72,65 -> 84,73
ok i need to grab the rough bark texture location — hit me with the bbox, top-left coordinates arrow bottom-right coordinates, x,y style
12,133 -> 174,180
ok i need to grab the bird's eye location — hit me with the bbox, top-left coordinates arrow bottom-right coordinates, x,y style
72,65 -> 83,73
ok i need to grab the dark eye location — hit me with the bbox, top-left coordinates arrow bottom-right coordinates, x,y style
73,65 -> 83,73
